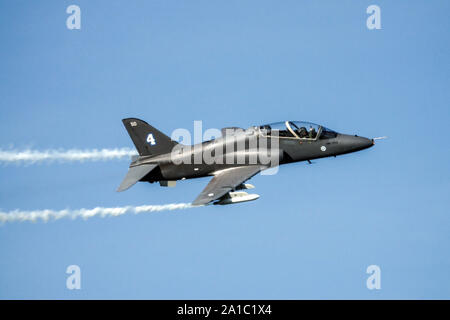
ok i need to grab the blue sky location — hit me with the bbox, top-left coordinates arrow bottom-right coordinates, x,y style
0,0 -> 449,299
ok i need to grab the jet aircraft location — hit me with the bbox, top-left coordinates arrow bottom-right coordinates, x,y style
118,118 -> 381,205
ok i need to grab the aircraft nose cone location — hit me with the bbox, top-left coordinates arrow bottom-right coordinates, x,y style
354,136 -> 374,150
338,134 -> 374,153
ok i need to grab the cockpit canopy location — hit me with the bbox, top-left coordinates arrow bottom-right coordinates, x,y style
259,121 -> 337,140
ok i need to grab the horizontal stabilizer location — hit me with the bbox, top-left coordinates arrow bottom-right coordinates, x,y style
117,164 -> 158,192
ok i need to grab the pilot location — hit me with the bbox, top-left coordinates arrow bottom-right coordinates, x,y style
308,126 -> 316,138
299,127 -> 307,138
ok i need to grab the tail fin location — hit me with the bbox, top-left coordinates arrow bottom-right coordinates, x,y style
122,118 -> 177,156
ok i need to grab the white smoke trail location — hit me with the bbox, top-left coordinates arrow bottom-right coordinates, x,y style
0,203 -> 197,224
0,148 -> 137,165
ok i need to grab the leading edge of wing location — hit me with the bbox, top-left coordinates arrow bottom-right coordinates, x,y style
192,166 -> 263,206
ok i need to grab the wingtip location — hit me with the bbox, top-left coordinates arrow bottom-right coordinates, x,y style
191,200 -> 206,206
192,197 -> 212,206
116,185 -> 127,192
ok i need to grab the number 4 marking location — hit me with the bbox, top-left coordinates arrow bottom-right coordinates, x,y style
147,133 -> 156,145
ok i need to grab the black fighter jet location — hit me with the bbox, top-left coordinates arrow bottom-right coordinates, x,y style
118,118 -> 382,205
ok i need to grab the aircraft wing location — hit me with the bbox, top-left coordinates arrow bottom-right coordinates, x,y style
192,166 -> 263,206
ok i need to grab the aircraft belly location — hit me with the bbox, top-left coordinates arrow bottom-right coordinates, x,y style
160,148 -> 281,180
159,163 -> 224,180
